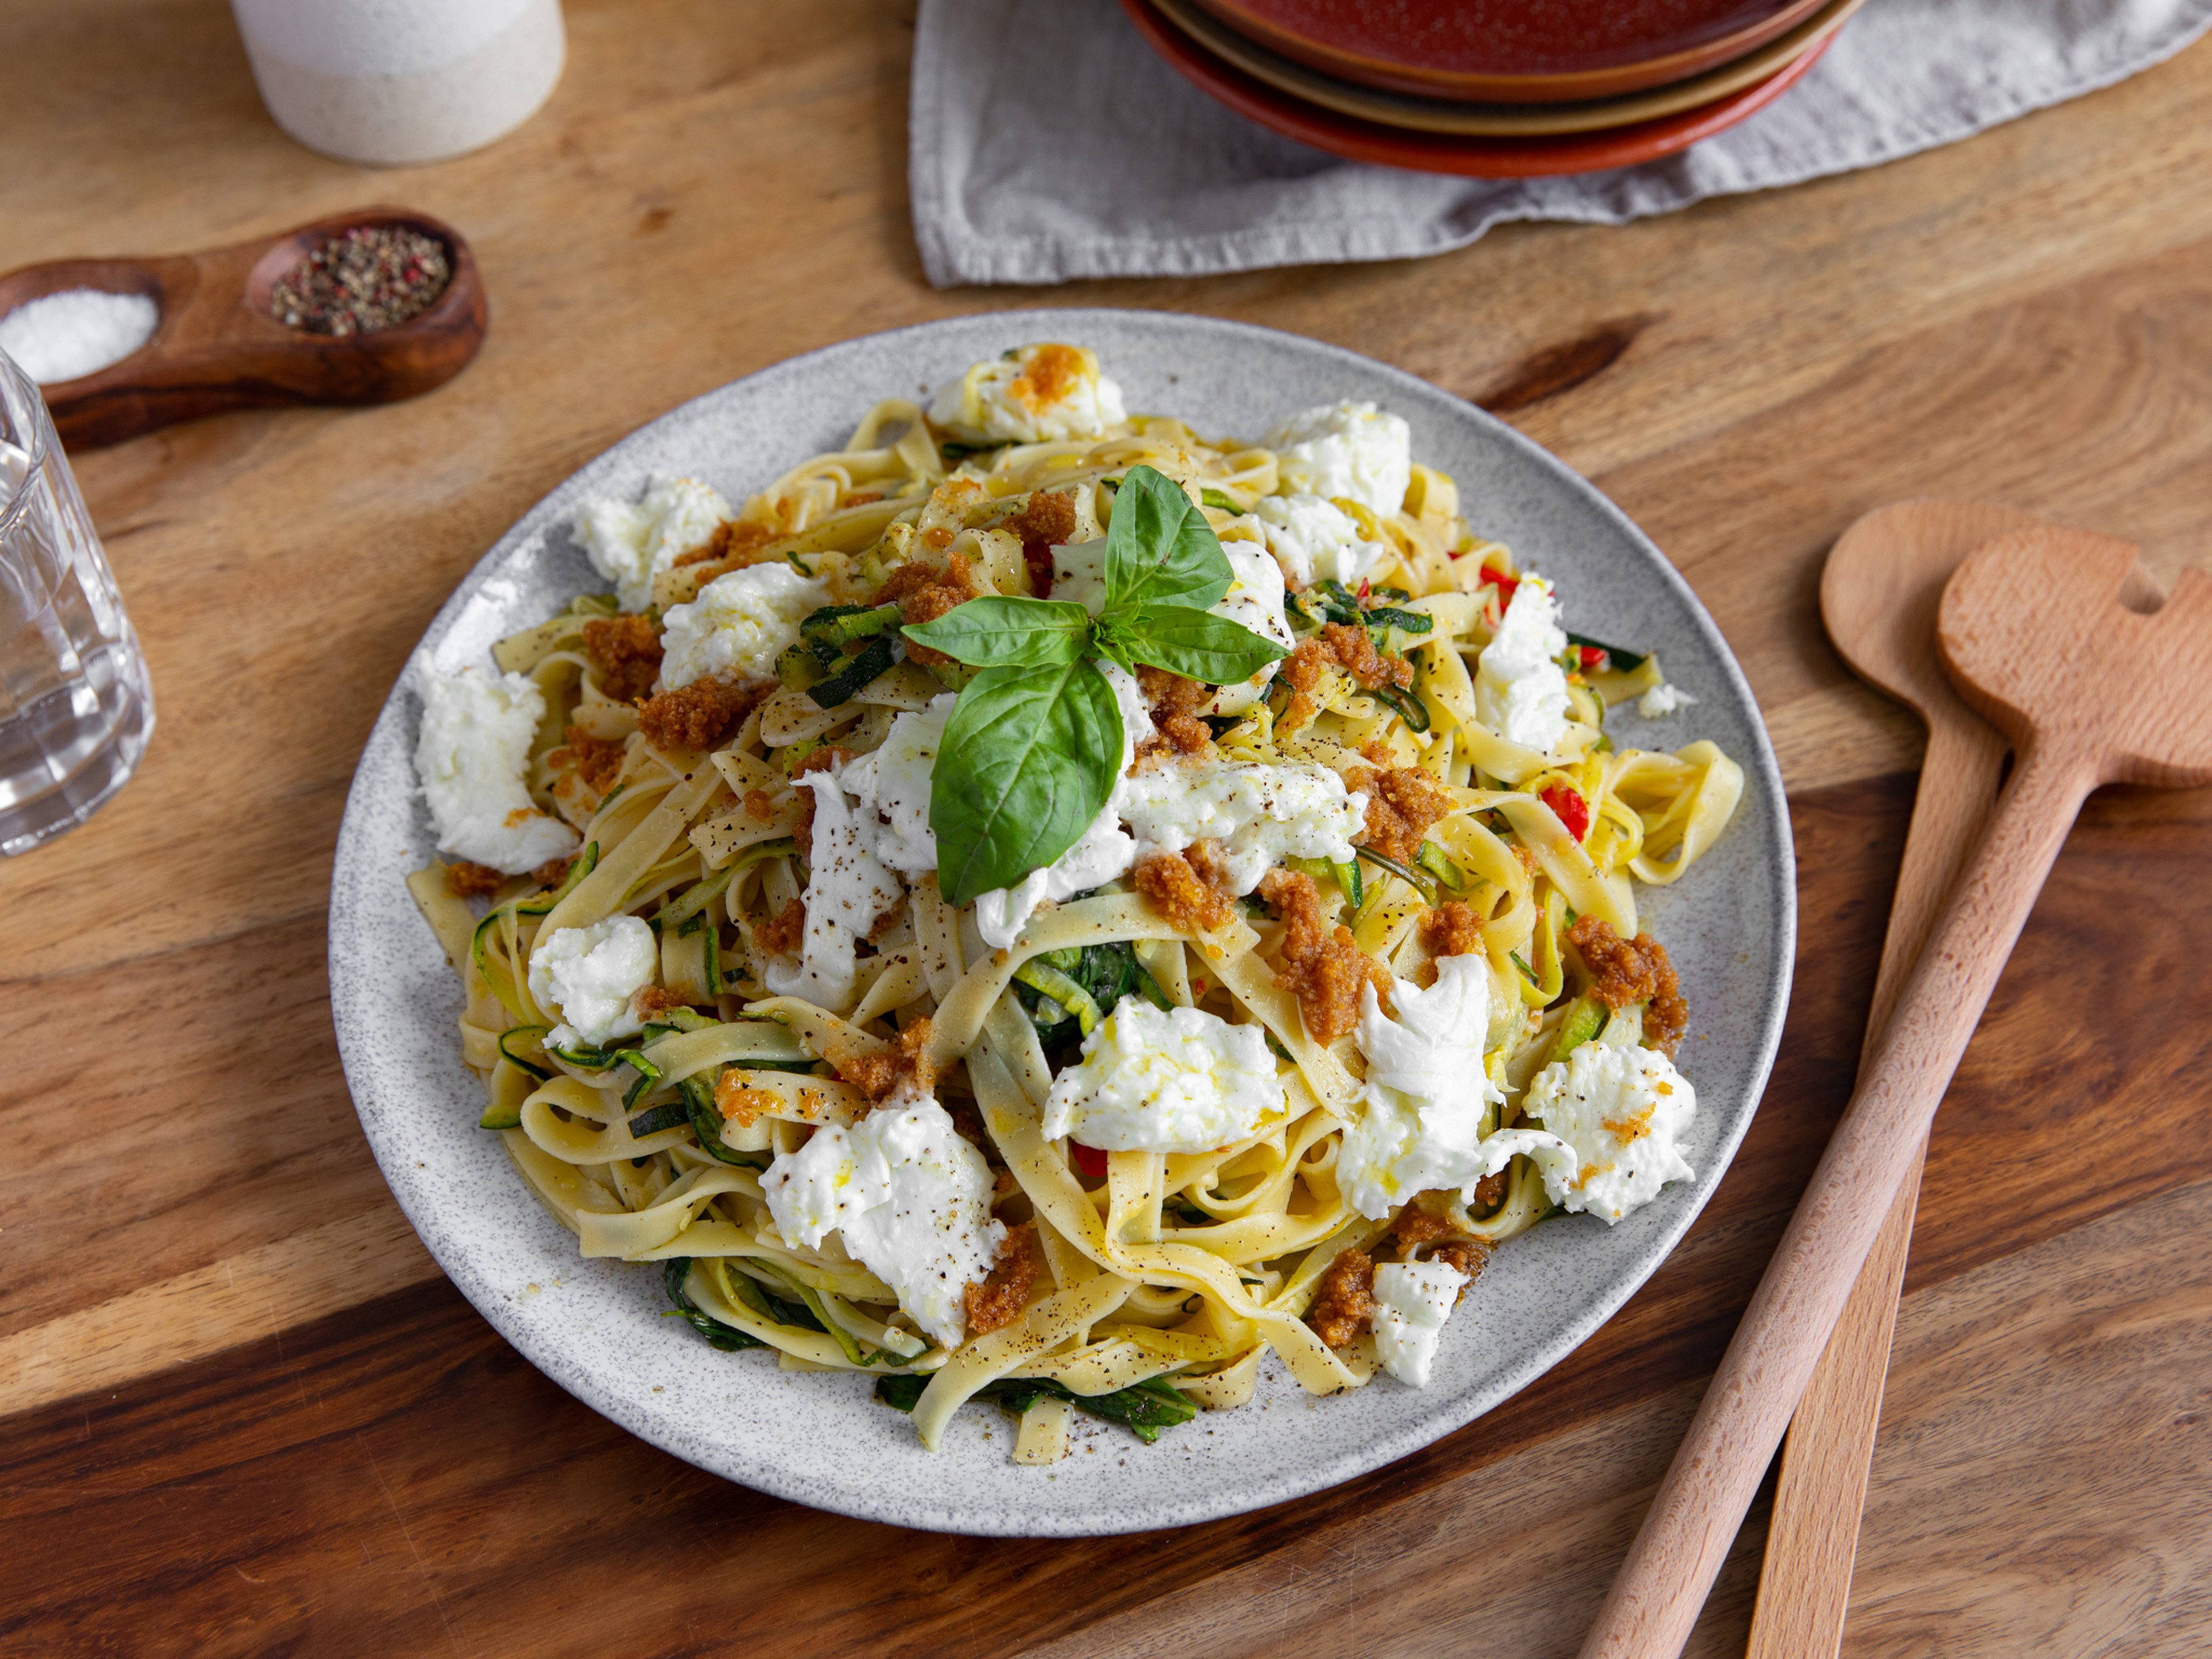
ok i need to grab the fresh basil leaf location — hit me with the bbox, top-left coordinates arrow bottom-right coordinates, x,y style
1116,604 -> 1287,685
930,660 -> 1122,907
902,596 -> 1092,669
1102,464 -> 1233,613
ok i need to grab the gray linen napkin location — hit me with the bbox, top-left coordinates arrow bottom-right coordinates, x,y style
910,0 -> 2212,287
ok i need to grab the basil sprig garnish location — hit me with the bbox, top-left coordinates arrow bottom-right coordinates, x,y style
903,465 -> 1287,907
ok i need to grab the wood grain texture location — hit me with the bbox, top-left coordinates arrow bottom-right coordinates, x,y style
4,0 -> 2212,1648
1749,501 -> 2026,1658
0,206 -> 487,449
1587,528 -> 2212,1656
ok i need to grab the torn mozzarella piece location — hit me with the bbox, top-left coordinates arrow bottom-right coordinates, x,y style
927,343 -> 1127,445
1207,535 -> 1294,717
1253,493 -> 1391,589
657,562 -> 829,690
573,475 -> 731,613
1263,400 -> 1412,517
413,661 -> 579,874
762,1088 -> 1005,1349
1522,1040 -> 1697,1224
1637,681 -> 1697,718
1041,1001 -> 1282,1154
1339,955 -> 1578,1220
1371,1259 -> 1468,1387
1117,759 -> 1365,896
528,915 -> 658,1046
842,693 -> 956,876
1474,573 -> 1571,754
764,768 -> 904,1013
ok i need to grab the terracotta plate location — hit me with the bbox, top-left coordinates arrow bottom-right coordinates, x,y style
1185,0 -> 1830,103
1152,0 -> 1863,138
329,312 -> 1793,1536
1127,0 -> 1836,179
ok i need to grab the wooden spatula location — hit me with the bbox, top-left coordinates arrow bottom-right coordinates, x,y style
1581,522 -> 2212,1658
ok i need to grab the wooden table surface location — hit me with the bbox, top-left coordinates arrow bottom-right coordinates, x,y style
6,3 -> 2212,1654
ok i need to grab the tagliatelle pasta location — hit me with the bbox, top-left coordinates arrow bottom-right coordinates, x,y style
408,344 -> 1743,1457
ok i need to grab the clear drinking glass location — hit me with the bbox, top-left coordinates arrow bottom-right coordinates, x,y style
0,346 -> 154,855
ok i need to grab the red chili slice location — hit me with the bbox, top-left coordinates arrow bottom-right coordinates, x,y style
1483,565 -> 1520,607
1578,644 -> 1607,669
1540,783 -> 1590,842
1070,1141 -> 1109,1179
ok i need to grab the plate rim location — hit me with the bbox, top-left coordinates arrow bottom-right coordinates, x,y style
328,306 -> 1796,1536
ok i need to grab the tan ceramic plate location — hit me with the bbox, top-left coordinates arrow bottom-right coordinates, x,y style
1150,0 -> 1865,137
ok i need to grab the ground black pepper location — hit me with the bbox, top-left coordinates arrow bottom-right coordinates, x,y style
269,225 -> 452,336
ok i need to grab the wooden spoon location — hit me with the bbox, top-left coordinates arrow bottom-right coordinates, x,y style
0,206 -> 486,449
1581,521 -> 2212,1658
1755,506 -> 2165,1655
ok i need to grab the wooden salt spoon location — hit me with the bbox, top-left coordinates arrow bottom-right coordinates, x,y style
1581,521 -> 2212,1659
1749,503 -> 2153,1657
0,205 -> 486,449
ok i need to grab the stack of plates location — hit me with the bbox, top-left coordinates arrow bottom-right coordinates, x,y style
1121,0 -> 1866,176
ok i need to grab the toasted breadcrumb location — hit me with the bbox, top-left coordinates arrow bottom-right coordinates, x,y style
1308,1247 -> 1376,1348
637,675 -> 763,752
1351,763 -> 1454,865
443,861 -> 506,899
1010,491 -> 1077,599
756,898 -> 806,959
548,725 -> 626,793
1133,849 -> 1236,934
714,1073 -> 781,1127
634,985 -> 692,1019
1257,868 -> 1387,1046
964,1222 -> 1041,1336
1135,665 -> 1216,762
1418,900 -> 1485,963
1566,916 -> 1687,1056
873,552 -> 982,670
581,613 -> 664,703
672,517 -> 777,573
837,1017 -> 936,1104
532,854 -> 578,889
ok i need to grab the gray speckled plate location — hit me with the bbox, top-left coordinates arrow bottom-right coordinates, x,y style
329,309 -> 1793,1537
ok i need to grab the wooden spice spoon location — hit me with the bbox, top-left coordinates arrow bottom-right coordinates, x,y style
0,205 -> 486,449
1580,521 -> 2212,1659
1749,503 -> 2152,1657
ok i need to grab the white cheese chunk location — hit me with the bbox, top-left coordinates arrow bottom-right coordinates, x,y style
1637,681 -> 1697,718
1371,1259 -> 1468,1387
1207,535 -> 1294,717
1253,493 -> 1391,589
850,670 -> 1153,950
1340,956 -> 1578,1219
527,915 -> 658,1046
657,562 -> 830,691
763,767 -> 905,1013
927,343 -> 1127,445
762,1088 -> 1005,1349
1475,573 -> 1571,754
573,475 -> 732,613
1041,1001 -> 1282,1154
842,693 -> 957,876
413,661 -> 580,875
1117,759 -> 1366,896
1522,1040 -> 1697,1224
1263,400 -> 1412,517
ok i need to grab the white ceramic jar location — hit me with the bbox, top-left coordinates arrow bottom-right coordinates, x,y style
230,0 -> 566,166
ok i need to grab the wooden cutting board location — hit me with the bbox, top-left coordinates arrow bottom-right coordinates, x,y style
3,4 -> 2210,1654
